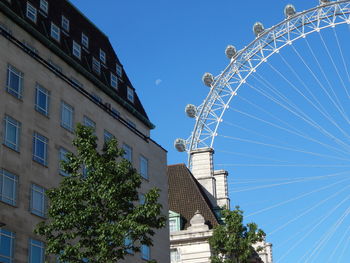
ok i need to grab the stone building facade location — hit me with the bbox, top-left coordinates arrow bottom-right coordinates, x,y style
0,0 -> 169,262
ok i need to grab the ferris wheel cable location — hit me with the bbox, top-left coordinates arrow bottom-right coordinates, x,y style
246,176 -> 350,218
302,36 -> 350,123
222,164 -> 350,168
233,95 -> 350,158
318,29 -> 350,98
327,223 -> 350,262
333,27 -> 350,84
275,191 -> 350,263
266,56 -> 350,144
226,105 -> 350,157
302,206 -> 350,263
231,171 -> 350,192
267,183 -> 350,236
219,134 -> 350,162
244,81 -> 350,153
337,232 -> 350,263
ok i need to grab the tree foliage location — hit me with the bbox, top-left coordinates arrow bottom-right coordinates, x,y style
35,124 -> 166,262
209,206 -> 266,263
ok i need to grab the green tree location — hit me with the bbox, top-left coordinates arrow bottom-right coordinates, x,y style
35,124 -> 166,263
209,206 -> 266,263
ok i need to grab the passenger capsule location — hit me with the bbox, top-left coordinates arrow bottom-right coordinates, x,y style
202,73 -> 214,87
320,0 -> 330,4
225,45 -> 237,59
174,138 -> 186,152
253,22 -> 265,37
185,104 -> 197,118
284,4 -> 296,18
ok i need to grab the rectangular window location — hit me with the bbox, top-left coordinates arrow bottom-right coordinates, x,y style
0,229 -> 15,263
139,193 -> 145,205
29,238 -> 45,263
103,130 -> 113,144
140,156 -> 148,179
83,116 -> 95,131
141,245 -> 150,260
116,64 -> 122,77
100,49 -> 106,64
50,23 -> 60,42
39,0 -> 48,14
0,169 -> 18,206
59,148 -> 69,177
32,132 -> 48,166
169,219 -> 178,232
6,64 -> 23,99
26,2 -> 37,23
92,57 -> 100,75
61,101 -> 74,131
72,41 -> 81,59
30,184 -> 46,217
61,16 -> 69,32
123,144 -> 132,162
81,33 -> 89,48
127,87 -> 134,103
110,73 -> 118,89
170,249 -> 180,262
35,84 -> 49,116
124,236 -> 133,254
3,115 -> 21,151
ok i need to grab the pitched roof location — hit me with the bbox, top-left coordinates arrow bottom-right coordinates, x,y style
168,164 -> 220,230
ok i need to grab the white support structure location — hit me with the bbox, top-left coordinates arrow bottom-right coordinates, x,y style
214,170 -> 230,209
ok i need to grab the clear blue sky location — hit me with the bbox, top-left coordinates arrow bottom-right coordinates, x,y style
69,1 -> 350,262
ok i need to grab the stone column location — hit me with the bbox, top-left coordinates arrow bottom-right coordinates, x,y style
214,169 -> 230,209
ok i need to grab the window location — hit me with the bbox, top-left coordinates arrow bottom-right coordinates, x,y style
124,236 -> 133,254
26,2 -> 37,23
122,144 -> 132,162
59,148 -> 69,177
170,249 -> 180,263
139,156 -> 148,179
91,93 -> 102,103
127,87 -> 134,103
103,130 -> 113,144
81,33 -> 89,48
35,84 -> 49,116
23,41 -> 38,54
139,193 -> 145,205
169,211 -> 181,232
61,16 -> 69,32
141,245 -> 150,260
39,0 -> 48,14
50,23 -> 60,42
32,132 -> 48,166
72,41 -> 81,59
29,238 -> 45,263
61,101 -> 74,131
3,115 -> 21,151
116,64 -> 122,77
100,49 -> 106,64
110,73 -> 118,89
30,184 -> 46,217
0,229 -> 15,263
169,219 -> 178,232
6,64 -> 23,99
0,169 -> 18,206
92,57 -> 100,75
83,116 -> 95,131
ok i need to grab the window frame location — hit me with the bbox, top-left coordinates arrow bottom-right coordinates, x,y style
170,249 -> 180,263
141,244 -> 150,260
100,49 -> 106,64
61,15 -> 69,32
127,87 -> 134,103
50,22 -> 60,42
59,147 -> 70,177
0,229 -> 15,263
60,101 -> 74,132
72,40 -> 81,59
139,155 -> 148,180
103,130 -> 114,144
92,57 -> 101,75
32,132 -> 48,166
110,72 -> 118,89
39,0 -> 48,14
116,64 -> 122,78
81,33 -> 89,48
83,116 -> 96,131
6,64 -> 23,99
122,144 -> 132,162
3,115 -> 21,151
30,184 -> 47,218
29,238 -> 45,263
35,84 -> 49,116
26,2 -> 37,23
0,169 -> 18,206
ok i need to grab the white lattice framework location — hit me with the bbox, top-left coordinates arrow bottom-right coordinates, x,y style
186,0 -> 350,167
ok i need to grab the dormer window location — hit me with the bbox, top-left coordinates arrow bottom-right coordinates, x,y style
61,16 -> 69,32
110,73 -> 118,89
81,33 -> 89,49
39,0 -> 48,14
100,49 -> 106,64
116,64 -> 122,78
26,2 -> 37,23
72,41 -> 81,59
127,87 -> 134,103
50,22 -> 60,42
92,57 -> 100,75
169,211 -> 181,232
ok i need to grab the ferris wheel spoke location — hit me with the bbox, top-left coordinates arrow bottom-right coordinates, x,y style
333,28 -> 350,84
216,149 -> 291,164
327,223 -> 350,262
337,232 -> 350,262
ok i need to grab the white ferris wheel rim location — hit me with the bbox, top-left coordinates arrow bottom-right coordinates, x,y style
187,0 -> 350,166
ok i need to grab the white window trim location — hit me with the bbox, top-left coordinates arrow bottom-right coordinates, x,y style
26,2 -> 37,23
72,41 -> 81,59
127,87 -> 134,103
81,33 -> 89,48
110,72 -> 118,89
100,49 -> 106,64
50,22 -> 60,42
39,0 -> 48,14
61,15 -> 70,32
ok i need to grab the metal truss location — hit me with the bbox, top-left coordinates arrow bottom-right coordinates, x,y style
187,0 -> 350,166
